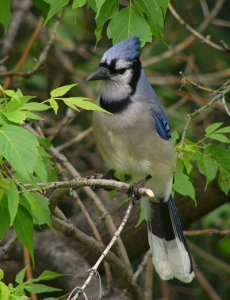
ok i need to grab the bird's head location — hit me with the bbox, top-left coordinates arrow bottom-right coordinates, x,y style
87,36 -> 142,99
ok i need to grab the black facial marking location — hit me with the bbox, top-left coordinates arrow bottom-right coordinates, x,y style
100,96 -> 132,114
99,59 -> 127,75
129,58 -> 141,95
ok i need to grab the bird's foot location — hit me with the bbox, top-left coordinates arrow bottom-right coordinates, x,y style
127,175 -> 152,204
93,169 -> 120,192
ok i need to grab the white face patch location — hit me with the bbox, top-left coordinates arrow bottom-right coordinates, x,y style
100,68 -> 133,100
115,59 -> 132,70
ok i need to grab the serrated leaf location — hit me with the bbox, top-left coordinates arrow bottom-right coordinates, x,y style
13,205 -> 34,264
34,270 -> 62,282
49,98 -> 58,114
135,0 -> 169,43
23,191 -> 51,227
205,144 -> 230,174
15,267 -> 27,284
95,0 -> 119,43
44,0 -> 70,25
205,122 -> 223,135
0,195 -> 10,240
25,284 -> 62,294
0,125 -> 39,180
6,180 -> 19,226
0,0 -> 11,33
208,133 -> 230,143
173,160 -> 196,201
107,5 -> 152,47
51,83 -> 77,97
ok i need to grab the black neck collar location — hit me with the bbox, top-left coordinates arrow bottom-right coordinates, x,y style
100,96 -> 132,114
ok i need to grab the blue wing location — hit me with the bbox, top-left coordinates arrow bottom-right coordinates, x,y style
151,109 -> 171,140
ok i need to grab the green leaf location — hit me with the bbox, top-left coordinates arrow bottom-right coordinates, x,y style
218,167 -> 230,195
50,83 -> 77,97
3,110 -> 27,124
135,0 -> 169,43
107,4 -> 152,47
95,0 -> 119,43
205,144 -> 230,174
32,0 -> 50,20
49,98 -> 58,114
216,126 -> 230,133
219,238 -> 230,255
0,0 -> 11,33
44,0 -> 70,25
205,122 -> 223,135
173,160 -> 196,201
0,125 -> 39,180
25,284 -> 62,294
203,156 -> 218,183
34,270 -> 62,282
0,269 -> 4,280
208,133 -> 230,143
0,195 -> 10,240
25,111 -> 44,121
61,97 -> 110,113
22,102 -> 50,111
15,267 -> 27,284
72,0 -> 87,9
6,180 -> 19,226
13,205 -> 34,264
23,191 -> 51,227
135,204 -> 145,227
0,281 -> 10,300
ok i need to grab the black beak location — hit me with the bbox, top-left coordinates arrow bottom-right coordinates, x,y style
86,67 -> 111,81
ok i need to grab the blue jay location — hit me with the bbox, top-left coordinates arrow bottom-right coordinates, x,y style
87,36 -> 194,283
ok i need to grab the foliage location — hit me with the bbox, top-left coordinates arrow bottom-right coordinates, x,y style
0,84 -> 106,262
173,122 -> 230,201
0,0 -> 169,46
0,268 -> 62,300
0,0 -> 229,299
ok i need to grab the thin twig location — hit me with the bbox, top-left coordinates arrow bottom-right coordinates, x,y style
168,3 -> 230,53
195,267 -> 221,300
0,233 -> 17,261
189,241 -> 230,275
143,0 -> 224,66
23,247 -> 38,300
52,215 -> 141,300
133,250 -> 151,282
56,126 -> 93,151
185,228 -> 230,236
180,79 -> 230,143
23,178 -> 154,198
67,202 -> 134,300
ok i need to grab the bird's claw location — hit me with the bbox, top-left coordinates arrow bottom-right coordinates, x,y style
127,175 -> 152,204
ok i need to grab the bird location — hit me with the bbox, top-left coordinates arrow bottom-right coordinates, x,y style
87,36 -> 194,283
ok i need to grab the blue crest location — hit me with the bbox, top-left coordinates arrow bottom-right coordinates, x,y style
101,36 -> 140,64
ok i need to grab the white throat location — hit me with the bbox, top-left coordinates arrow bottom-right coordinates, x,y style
100,70 -> 132,100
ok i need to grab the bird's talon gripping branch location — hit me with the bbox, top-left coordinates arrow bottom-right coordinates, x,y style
127,175 -> 152,204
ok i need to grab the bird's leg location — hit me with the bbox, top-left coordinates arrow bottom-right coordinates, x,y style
127,175 -> 152,204
94,169 -> 121,192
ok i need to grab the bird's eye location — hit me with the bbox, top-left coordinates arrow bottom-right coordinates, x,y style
118,68 -> 127,74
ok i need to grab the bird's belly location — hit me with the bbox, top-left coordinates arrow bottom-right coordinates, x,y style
97,128 -> 152,175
